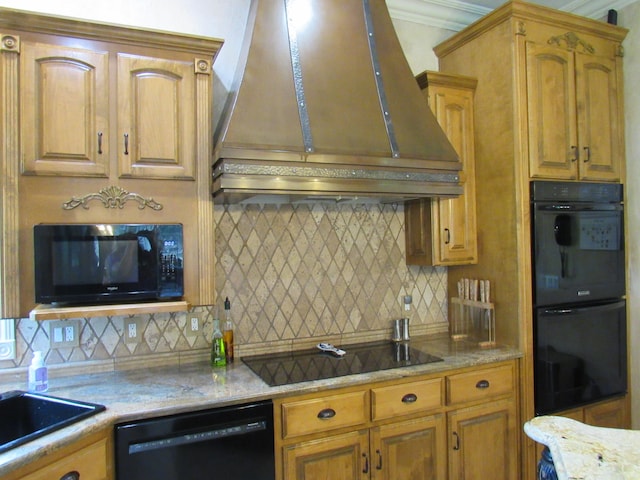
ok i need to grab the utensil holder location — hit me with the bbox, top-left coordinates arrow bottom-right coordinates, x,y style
450,297 -> 496,348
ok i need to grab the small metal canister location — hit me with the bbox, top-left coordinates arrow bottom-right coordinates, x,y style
392,317 -> 410,342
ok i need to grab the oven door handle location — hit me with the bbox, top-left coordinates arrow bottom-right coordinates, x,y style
537,204 -> 623,212
542,300 -> 626,316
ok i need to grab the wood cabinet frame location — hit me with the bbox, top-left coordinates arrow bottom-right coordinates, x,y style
0,9 -> 222,316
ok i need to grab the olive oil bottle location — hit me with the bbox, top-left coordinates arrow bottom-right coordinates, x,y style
223,297 -> 234,362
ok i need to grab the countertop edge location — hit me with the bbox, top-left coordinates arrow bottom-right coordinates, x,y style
1,337 -> 522,476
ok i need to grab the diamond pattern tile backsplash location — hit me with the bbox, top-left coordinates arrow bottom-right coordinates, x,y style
1,203 -> 448,371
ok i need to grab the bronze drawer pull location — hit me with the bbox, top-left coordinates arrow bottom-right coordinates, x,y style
376,449 -> 383,470
317,408 -> 336,419
97,132 -> 103,154
583,146 -> 591,163
476,379 -> 490,389
60,471 -> 80,480
444,228 -> 451,244
401,393 -> 418,403
453,432 -> 460,450
124,133 -> 129,155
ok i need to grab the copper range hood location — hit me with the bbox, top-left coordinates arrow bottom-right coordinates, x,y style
212,0 -> 462,204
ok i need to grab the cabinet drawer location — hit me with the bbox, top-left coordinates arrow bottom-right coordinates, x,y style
446,364 -> 514,406
281,390 -> 368,439
19,438 -> 108,480
371,378 -> 443,421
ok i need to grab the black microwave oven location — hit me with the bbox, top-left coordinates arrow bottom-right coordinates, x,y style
34,224 -> 183,305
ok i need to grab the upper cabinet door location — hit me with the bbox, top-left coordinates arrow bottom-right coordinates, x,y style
21,42 -> 110,177
526,42 -> 578,180
117,54 -> 196,180
526,41 -> 622,182
575,53 -> 622,182
429,86 -> 478,265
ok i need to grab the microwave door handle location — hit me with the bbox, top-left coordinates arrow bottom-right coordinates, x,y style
542,300 -> 626,317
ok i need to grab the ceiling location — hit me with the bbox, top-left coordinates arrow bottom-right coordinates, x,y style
387,0 -> 639,31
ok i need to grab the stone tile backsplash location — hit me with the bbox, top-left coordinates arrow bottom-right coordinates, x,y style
1,202 -> 448,371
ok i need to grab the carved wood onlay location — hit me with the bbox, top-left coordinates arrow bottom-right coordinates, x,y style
194,58 -> 211,75
62,185 -> 163,210
0,33 -> 19,53
616,45 -> 624,58
516,21 -> 526,37
548,32 -> 595,54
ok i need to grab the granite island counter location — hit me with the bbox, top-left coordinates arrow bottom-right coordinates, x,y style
0,334 -> 522,477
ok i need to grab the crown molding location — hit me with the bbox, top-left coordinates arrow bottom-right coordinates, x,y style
386,0 -> 491,31
386,0 -> 637,30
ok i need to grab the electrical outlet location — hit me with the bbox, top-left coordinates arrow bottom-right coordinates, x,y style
49,320 -> 80,348
124,317 -> 142,343
402,294 -> 412,311
186,313 -> 203,338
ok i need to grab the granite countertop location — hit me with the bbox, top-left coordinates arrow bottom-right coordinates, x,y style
0,334 -> 521,476
525,416 -> 640,479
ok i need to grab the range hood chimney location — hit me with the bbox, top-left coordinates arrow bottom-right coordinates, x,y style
212,0 -> 462,204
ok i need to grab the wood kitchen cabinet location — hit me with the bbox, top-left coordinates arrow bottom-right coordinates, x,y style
433,3 -> 627,478
20,36 -> 201,180
446,363 -> 518,480
20,43 -> 110,177
447,399 -> 517,480
274,359 -> 518,480
0,9 -> 222,315
526,38 -> 623,181
3,429 -> 112,480
406,72 -> 478,266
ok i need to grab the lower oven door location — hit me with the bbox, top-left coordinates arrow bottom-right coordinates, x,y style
534,300 -> 627,415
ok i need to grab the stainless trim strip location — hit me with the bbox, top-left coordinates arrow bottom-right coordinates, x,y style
285,0 -> 314,153
363,0 -> 399,158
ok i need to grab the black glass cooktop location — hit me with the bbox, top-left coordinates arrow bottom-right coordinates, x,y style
242,341 -> 443,387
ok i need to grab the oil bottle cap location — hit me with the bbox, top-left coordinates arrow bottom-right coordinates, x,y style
224,297 -> 231,310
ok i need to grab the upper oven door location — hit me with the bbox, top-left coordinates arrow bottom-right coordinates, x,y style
531,184 -> 625,307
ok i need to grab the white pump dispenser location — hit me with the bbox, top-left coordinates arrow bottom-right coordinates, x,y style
28,351 -> 48,392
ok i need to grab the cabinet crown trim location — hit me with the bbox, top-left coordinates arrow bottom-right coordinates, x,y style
0,8 -> 223,56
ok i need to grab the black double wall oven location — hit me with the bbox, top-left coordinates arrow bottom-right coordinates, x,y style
531,181 -> 627,415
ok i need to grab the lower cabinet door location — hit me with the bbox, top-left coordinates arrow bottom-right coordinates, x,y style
370,414 -> 446,480
448,398 -> 517,480
283,430 -> 369,480
584,396 -> 629,429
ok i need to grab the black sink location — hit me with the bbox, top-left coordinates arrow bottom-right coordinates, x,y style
0,390 -> 106,454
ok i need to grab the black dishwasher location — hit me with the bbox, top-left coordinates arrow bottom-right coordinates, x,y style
115,400 -> 274,480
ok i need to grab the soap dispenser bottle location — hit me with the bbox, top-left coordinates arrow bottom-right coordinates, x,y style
211,306 -> 226,367
28,351 -> 48,392
223,297 -> 234,363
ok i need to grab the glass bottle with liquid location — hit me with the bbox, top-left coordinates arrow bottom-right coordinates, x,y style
223,297 -> 234,363
211,308 -> 226,367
